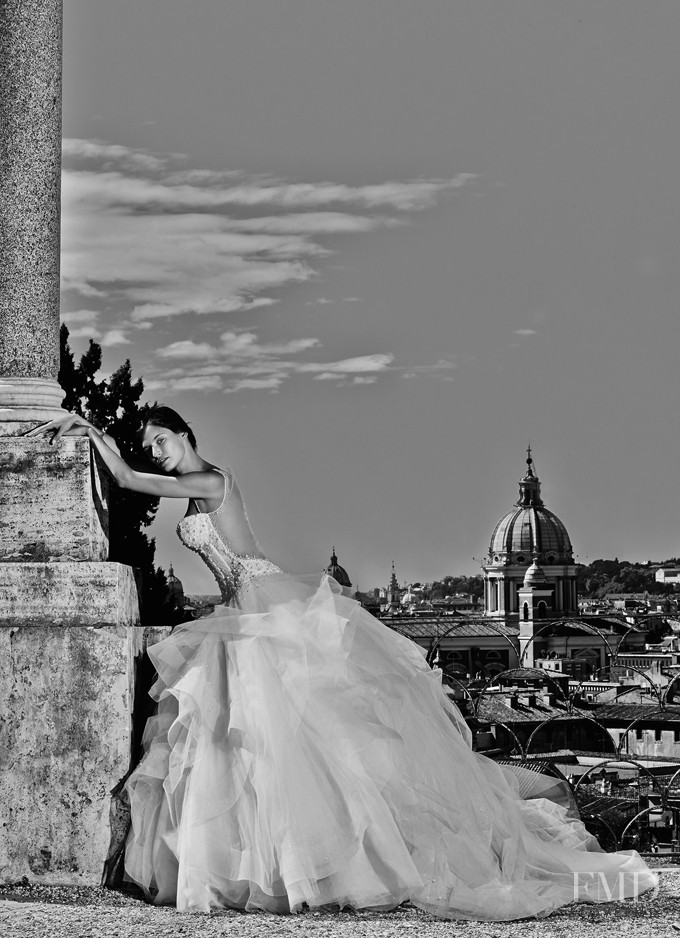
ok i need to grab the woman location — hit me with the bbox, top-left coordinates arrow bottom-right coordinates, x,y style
30,408 -> 656,919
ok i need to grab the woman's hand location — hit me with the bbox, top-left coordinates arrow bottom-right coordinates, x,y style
26,412 -> 95,445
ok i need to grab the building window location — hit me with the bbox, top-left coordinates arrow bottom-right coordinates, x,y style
655,728 -> 662,742
635,728 -> 643,740
523,603 -> 529,622
674,729 -> 680,744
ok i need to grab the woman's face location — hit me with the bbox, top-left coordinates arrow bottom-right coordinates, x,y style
141,423 -> 187,473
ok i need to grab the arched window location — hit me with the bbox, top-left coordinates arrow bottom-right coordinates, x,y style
523,602 -> 529,621
537,601 -> 547,620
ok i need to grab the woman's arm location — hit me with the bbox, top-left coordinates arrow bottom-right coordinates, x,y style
86,428 -> 223,500
27,413 -> 122,456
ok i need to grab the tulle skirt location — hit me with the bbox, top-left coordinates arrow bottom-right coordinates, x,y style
124,573 -> 656,918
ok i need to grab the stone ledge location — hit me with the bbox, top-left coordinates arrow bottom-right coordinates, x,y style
0,562 -> 140,628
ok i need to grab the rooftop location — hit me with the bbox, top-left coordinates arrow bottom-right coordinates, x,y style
382,617 -> 520,640
594,703 -> 680,724
380,613 -> 646,640
474,693 -> 592,725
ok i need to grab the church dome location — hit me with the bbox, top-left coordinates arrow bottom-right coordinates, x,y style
325,547 -> 352,588
488,452 -> 574,565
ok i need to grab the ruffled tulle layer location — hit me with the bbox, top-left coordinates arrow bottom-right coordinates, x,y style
124,573 -> 656,918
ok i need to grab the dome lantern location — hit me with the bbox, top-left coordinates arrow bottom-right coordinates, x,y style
487,450 -> 573,566
516,447 -> 544,508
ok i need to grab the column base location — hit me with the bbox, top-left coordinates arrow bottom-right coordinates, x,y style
0,377 -> 65,433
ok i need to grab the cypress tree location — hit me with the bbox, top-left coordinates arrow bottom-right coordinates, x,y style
58,325 -> 182,626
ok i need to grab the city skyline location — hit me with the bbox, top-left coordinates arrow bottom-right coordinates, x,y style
61,1 -> 680,593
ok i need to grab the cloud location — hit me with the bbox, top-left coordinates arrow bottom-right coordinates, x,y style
514,328 -> 537,336
61,309 -> 131,347
395,359 -> 458,381
145,374 -> 224,393
100,329 -> 131,347
145,329 -> 394,394
223,376 -> 285,394
62,138 -> 166,172
157,331 -> 321,361
296,354 -> 394,375
61,309 -> 103,341
64,164 -> 473,213
60,138 -> 475,393
61,138 -> 474,325
306,296 -> 363,306
61,309 -> 100,324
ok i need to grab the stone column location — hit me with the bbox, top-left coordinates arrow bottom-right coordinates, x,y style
0,2 -> 148,885
0,0 -> 65,429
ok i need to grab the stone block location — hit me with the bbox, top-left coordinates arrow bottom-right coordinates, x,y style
0,437 -> 109,562
0,558 -> 144,884
0,622 -> 145,884
0,562 -> 139,628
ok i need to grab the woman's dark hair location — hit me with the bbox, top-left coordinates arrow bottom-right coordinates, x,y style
139,406 -> 197,450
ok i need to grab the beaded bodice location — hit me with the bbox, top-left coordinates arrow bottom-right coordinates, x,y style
176,470 -> 282,605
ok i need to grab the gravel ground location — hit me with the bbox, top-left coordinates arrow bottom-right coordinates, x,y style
1,865 -> 680,938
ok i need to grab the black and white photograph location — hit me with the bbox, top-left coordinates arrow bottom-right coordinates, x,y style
1,2 -> 680,935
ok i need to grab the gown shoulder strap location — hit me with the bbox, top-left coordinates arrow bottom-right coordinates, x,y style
209,467 -> 234,516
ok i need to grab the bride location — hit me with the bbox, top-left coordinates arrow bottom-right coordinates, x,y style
30,407 -> 656,919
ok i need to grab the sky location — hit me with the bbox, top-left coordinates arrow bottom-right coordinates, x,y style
61,0 -> 680,594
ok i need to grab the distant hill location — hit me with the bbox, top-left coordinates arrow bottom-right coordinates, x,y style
577,558 -> 680,598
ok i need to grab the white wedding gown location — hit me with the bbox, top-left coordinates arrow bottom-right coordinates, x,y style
124,470 -> 656,918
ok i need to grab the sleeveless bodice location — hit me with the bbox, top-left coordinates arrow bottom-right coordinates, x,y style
176,470 -> 282,605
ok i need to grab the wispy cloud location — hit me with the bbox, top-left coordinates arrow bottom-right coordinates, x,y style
306,296 -> 363,306
100,328 -> 131,347
61,309 -> 101,339
514,328 -> 537,336
143,329 -> 463,394
143,329 -> 395,394
61,308 -> 131,347
399,359 -> 458,381
61,138 -> 474,326
61,138 -> 474,394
